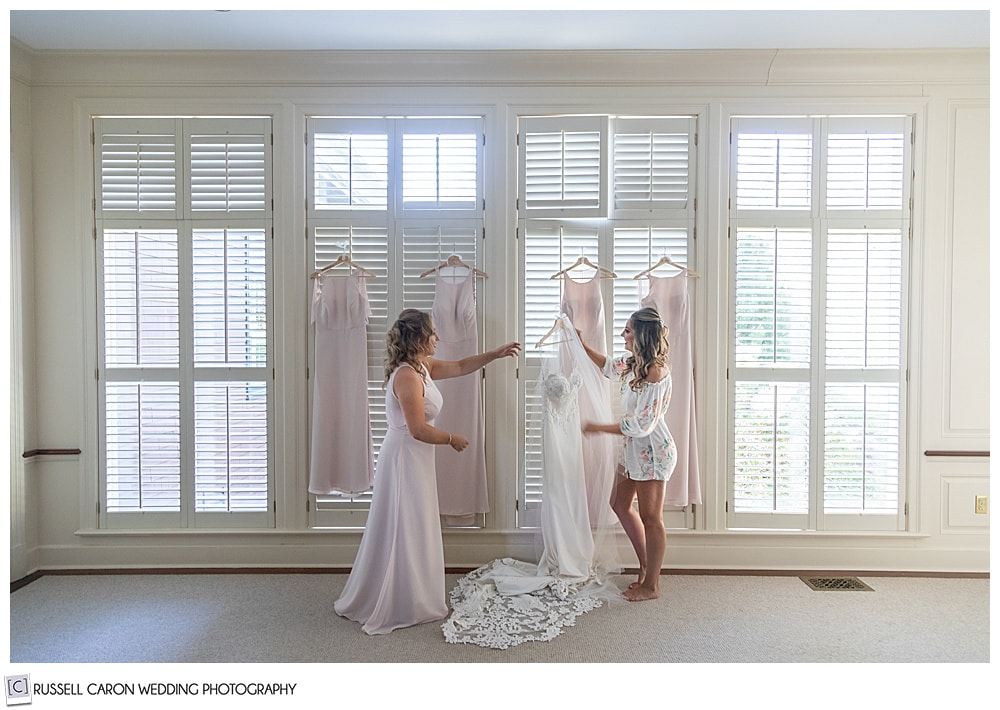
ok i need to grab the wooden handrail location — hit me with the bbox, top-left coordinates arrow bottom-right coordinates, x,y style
923,450 -> 989,457
23,448 -> 82,458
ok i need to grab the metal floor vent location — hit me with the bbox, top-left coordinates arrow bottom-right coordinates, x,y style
800,576 -> 874,592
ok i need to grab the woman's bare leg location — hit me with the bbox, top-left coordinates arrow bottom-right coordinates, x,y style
610,475 -> 645,588
623,479 -> 666,601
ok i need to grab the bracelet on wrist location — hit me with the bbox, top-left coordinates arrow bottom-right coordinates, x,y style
448,433 -> 452,445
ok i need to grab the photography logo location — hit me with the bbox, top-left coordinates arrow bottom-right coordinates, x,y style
5,675 -> 31,706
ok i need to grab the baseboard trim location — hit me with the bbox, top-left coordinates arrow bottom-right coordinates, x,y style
10,570 -> 44,593
11,566 -> 989,593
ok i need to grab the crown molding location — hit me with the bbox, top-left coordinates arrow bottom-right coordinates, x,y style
9,39 -> 35,84
18,48 -> 988,89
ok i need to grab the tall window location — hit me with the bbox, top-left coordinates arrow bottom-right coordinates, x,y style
728,115 -> 911,531
306,116 -> 485,527
517,115 -> 698,528
95,117 -> 273,529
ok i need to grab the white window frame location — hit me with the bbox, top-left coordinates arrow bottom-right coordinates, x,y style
517,113 -> 699,530
727,114 -> 912,532
93,115 -> 275,530
306,115 -> 487,528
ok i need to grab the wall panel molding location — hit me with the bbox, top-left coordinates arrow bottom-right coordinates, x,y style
943,101 -> 990,438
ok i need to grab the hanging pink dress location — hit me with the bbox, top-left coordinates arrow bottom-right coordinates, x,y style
334,364 -> 448,634
560,272 -> 617,527
308,273 -> 374,495
640,274 -> 703,506
432,269 -> 488,526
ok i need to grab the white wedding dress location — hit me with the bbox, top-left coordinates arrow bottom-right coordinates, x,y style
442,315 -> 622,649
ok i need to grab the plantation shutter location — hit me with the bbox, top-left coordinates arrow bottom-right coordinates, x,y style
734,118 -> 813,210
731,228 -> 813,523
826,117 -> 907,212
518,115 -> 608,217
189,119 -> 270,214
309,118 -> 390,213
728,115 -> 909,531
97,117 -> 183,523
95,116 -> 273,529
190,224 -> 270,522
609,116 -> 697,337
612,116 -> 694,214
104,382 -> 182,513
102,227 -> 182,516
518,115 -> 698,528
823,227 -> 904,518
96,118 -> 179,218
733,228 -> 813,369
307,116 -> 485,525
519,222 -> 602,523
307,120 -> 394,505
401,117 -> 482,214
192,381 -> 269,514
610,227 -> 693,344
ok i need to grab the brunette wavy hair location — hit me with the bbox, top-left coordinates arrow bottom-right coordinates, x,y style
624,307 -> 669,391
384,308 -> 435,386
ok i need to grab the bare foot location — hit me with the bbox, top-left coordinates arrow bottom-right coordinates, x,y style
623,585 -> 660,602
627,570 -> 646,590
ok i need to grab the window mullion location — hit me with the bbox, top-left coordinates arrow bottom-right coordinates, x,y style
178,113 -> 194,526
177,219 -> 196,528
388,119 -> 405,318
389,118 -> 402,217
810,215 -> 828,530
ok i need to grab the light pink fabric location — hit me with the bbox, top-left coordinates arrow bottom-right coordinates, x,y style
561,271 -> 605,352
334,364 -> 448,634
640,274 -> 703,505
308,273 -> 373,495
432,269 -> 488,525
560,273 -> 617,527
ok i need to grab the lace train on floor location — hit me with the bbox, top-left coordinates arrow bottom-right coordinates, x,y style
442,558 -> 621,649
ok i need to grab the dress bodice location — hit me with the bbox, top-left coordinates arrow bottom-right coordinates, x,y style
311,273 -> 371,330
560,272 -> 605,353
431,270 -> 476,342
540,360 -> 582,429
386,364 -> 443,432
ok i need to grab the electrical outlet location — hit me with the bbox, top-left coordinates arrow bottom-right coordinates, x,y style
975,495 -> 988,515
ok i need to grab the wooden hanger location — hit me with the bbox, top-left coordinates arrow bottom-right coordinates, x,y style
310,254 -> 375,279
549,255 -> 617,280
419,253 -> 488,279
633,255 -> 699,279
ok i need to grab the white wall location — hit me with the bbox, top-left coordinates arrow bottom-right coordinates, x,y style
9,48 -> 38,581
9,43 -> 989,578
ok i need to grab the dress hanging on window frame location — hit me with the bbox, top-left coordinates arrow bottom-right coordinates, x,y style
560,270 -> 618,527
639,273 -> 702,506
308,271 -> 374,495
431,265 -> 488,525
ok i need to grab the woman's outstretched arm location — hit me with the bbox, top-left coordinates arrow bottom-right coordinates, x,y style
426,342 -> 521,380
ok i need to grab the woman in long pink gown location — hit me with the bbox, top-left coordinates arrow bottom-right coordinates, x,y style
334,309 -> 519,634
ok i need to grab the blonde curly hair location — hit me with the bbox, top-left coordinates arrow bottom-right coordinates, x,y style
624,307 -> 669,391
384,309 -> 435,386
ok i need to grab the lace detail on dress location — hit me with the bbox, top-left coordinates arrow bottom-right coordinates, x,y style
541,367 -> 582,431
442,558 -> 606,650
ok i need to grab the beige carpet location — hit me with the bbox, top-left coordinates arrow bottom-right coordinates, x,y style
9,571 -> 988,664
